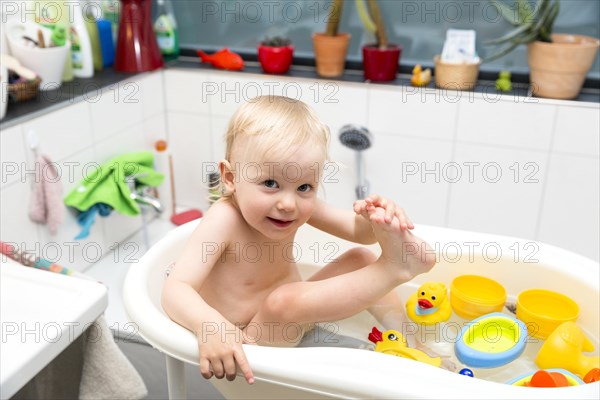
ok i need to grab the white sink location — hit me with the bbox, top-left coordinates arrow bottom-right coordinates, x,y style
0,258 -> 107,398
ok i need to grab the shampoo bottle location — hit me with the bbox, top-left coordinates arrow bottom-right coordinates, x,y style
38,0 -> 73,81
70,0 -> 94,78
82,0 -> 103,71
153,0 -> 179,60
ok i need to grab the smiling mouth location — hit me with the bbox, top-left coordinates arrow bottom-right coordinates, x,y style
267,217 -> 294,228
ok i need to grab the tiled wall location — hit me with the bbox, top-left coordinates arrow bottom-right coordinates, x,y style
163,68 -> 599,261
1,68 -> 598,271
0,73 -> 167,270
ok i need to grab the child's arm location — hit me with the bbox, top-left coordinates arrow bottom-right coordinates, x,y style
308,195 -> 414,244
161,204 -> 254,384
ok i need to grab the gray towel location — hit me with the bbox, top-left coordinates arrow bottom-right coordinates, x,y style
79,315 -> 147,400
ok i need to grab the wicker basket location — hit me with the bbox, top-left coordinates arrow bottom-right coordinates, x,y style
434,56 -> 480,91
8,77 -> 41,102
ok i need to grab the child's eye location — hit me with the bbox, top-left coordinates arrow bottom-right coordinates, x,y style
297,184 -> 313,193
263,179 -> 278,189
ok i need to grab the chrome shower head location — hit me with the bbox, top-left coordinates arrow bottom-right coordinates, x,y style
339,125 -> 372,151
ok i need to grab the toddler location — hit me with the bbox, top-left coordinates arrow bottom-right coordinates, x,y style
162,96 -> 436,384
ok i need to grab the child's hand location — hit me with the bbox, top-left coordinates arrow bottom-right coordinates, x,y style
354,194 -> 414,230
197,320 -> 255,384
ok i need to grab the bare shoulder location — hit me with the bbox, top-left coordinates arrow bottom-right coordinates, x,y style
190,199 -> 245,242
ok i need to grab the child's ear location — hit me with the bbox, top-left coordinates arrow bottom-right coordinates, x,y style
219,160 -> 235,193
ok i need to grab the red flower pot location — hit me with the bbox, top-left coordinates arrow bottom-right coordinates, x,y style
362,44 -> 402,82
258,44 -> 294,74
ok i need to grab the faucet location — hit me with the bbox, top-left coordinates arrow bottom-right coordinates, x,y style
125,175 -> 163,214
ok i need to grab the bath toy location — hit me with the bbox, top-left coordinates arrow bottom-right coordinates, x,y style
495,70 -> 512,92
405,282 -> 451,325
455,312 -> 527,368
196,48 -> 244,71
410,64 -> 431,87
450,275 -> 506,320
536,321 -> 600,378
516,289 -> 579,339
507,369 -> 584,387
368,327 -> 442,367
583,368 -> 600,383
459,368 -> 474,377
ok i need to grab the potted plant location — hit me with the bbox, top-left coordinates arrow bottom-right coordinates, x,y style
258,36 -> 294,74
358,0 -> 400,82
486,0 -> 599,99
312,0 -> 351,78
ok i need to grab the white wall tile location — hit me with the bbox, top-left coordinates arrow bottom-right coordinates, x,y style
0,181 -> 41,251
368,85 -> 458,140
210,115 -> 229,163
22,102 -> 93,161
457,99 -> 556,151
538,154 -> 599,261
89,80 -> 145,141
143,113 -> 168,149
206,73 -> 269,117
367,135 -> 453,227
93,123 -> 148,163
447,143 -> 548,239
167,112 -> 212,212
553,105 -> 600,157
0,124 -> 26,188
139,71 -> 165,119
164,69 -> 211,114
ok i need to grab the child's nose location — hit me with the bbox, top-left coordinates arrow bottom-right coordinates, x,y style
276,192 -> 295,212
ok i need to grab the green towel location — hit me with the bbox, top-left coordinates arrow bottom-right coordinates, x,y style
65,151 -> 164,216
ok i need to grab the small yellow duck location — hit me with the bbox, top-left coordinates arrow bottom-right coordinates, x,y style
411,64 -> 432,87
368,327 -> 441,367
536,321 -> 600,378
406,282 -> 452,325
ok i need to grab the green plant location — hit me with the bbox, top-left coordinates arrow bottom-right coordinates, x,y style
325,0 -> 345,36
356,0 -> 388,49
260,36 -> 291,47
485,0 -> 560,61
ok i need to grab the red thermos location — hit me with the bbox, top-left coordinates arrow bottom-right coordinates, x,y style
115,0 -> 164,72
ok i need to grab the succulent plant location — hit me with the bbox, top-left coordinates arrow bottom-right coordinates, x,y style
325,0 -> 345,36
485,0 -> 560,61
357,0 -> 388,49
261,36 -> 292,47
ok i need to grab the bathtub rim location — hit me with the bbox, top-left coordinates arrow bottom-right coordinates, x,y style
123,220 -> 600,399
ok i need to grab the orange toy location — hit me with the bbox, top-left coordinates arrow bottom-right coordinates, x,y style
529,370 -> 569,387
584,368 -> 600,384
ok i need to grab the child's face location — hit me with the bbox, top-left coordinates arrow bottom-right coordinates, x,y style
230,143 -> 324,240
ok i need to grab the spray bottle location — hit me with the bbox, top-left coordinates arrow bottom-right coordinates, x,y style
153,0 -> 179,60
70,0 -> 94,78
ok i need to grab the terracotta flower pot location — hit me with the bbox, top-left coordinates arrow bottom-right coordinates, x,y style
528,34 -> 600,99
258,44 -> 294,74
312,32 -> 351,78
362,44 -> 401,82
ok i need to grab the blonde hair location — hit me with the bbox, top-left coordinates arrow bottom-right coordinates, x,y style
225,95 -> 330,163
219,96 -> 330,199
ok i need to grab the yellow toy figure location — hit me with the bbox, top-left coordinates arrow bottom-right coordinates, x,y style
368,327 -> 442,367
411,64 -> 431,87
536,321 -> 600,379
406,282 -> 452,325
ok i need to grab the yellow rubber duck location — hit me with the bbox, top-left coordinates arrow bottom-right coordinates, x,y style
536,321 -> 600,379
411,64 -> 432,87
406,282 -> 452,325
368,327 -> 442,367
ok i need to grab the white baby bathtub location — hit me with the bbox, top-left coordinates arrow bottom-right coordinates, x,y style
123,220 -> 600,399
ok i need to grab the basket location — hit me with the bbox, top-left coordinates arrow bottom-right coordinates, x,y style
434,55 -> 480,91
8,77 -> 41,102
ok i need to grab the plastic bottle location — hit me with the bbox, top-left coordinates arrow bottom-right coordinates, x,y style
70,1 -> 94,78
101,0 -> 120,46
97,19 -> 115,67
153,0 -> 179,60
82,0 -> 103,71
